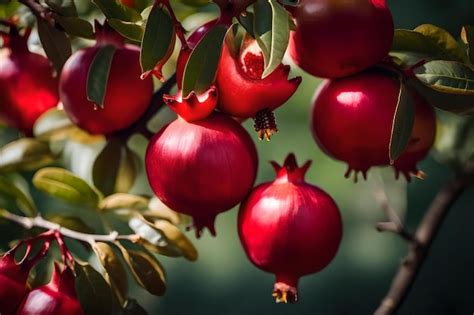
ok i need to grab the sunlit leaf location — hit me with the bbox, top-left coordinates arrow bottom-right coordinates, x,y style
92,242 -> 128,301
33,167 -> 101,207
86,45 -> 116,108
75,262 -> 113,315
99,193 -> 149,211
33,108 -> 75,141
92,0 -> 141,22
0,138 -> 55,173
108,18 -> 143,42
389,81 -> 415,162
37,18 -> 71,72
153,219 -> 197,261
413,24 -> 466,62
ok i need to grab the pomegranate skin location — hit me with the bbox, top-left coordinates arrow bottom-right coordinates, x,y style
216,40 -> 301,118
238,154 -> 342,303
0,253 -> 31,315
59,33 -> 153,135
311,72 -> 436,180
0,33 -> 58,135
289,0 -> 394,78
145,112 -> 258,237
16,264 -> 83,315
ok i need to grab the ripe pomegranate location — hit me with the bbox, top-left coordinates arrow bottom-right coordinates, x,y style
59,22 -> 153,135
0,27 -> 59,135
311,72 -> 436,181
146,111 -> 258,237
0,251 -> 31,315
216,38 -> 301,140
238,154 -> 342,303
289,0 -> 394,78
120,0 -> 135,7
16,263 -> 83,315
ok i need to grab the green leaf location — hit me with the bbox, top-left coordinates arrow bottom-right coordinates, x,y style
182,24 -> 227,96
140,5 -> 175,77
146,197 -> 182,225
33,108 -> 75,141
116,244 -> 166,296
99,193 -> 149,211
389,81 -> 415,162
0,138 -> 55,173
44,0 -> 77,17
261,0 -> 290,78
92,242 -> 128,302
75,262 -> 113,315
414,60 -> 474,95
123,299 -> 148,315
37,18 -> 72,72
413,24 -> 466,62
86,45 -> 116,109
461,25 -> 474,64
92,0 -> 141,22
33,167 -> 101,207
93,139 -> 138,196
108,18 -> 143,42
45,214 -> 95,234
153,219 -> 197,261
238,12 -> 254,37
253,0 -> 272,59
0,175 -> 37,216
391,28 -> 463,62
56,16 -> 94,39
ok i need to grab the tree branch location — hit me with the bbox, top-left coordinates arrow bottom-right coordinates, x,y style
18,0 -> 57,27
0,210 -> 139,245
373,176 -> 470,315
114,73 -> 176,141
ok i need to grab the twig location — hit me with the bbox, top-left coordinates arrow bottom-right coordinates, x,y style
158,0 -> 188,49
18,0 -> 57,27
373,176 -> 470,315
0,210 -> 139,245
114,73 -> 176,140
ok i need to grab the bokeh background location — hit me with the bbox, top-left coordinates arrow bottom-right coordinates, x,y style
1,0 -> 474,314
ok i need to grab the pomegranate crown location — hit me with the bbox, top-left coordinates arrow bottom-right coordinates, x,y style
271,153 -> 312,183
48,262 -> 78,298
163,86 -> 218,122
0,21 -> 31,52
94,20 -> 125,47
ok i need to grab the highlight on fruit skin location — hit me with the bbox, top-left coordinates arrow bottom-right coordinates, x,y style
0,25 -> 59,136
145,112 -> 258,238
289,0 -> 394,78
311,71 -> 436,181
238,153 -> 343,303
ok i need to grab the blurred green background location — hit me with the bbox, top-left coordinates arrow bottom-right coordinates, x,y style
1,0 -> 474,314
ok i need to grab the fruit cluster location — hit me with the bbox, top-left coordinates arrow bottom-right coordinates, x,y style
0,232 -> 82,315
0,0 -> 440,307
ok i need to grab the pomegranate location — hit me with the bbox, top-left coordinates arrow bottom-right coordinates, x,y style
0,27 -> 59,135
59,22 -> 153,135
238,154 -> 342,303
120,0 -> 135,7
0,251 -> 31,315
145,111 -> 258,237
311,72 -> 436,181
16,263 -> 83,315
212,0 -> 256,17
216,38 -> 301,140
289,0 -> 394,78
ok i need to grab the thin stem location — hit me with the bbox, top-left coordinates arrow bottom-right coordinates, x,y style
0,210 -> 138,245
18,0 -> 57,27
158,0 -> 188,49
373,176 -> 470,315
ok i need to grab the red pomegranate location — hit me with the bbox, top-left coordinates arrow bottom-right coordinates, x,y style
145,111 -> 258,237
238,154 -> 342,303
0,251 -> 31,315
59,22 -> 153,135
289,0 -> 394,78
16,263 -> 83,315
0,27 -> 58,135
120,0 -> 135,7
311,72 -> 436,181
216,38 -> 301,140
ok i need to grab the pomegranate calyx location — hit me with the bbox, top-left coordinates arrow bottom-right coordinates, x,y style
253,108 -> 278,141
50,262 -> 77,297
186,214 -> 217,238
271,153 -> 311,183
272,282 -> 298,304
164,86 -> 218,122
94,20 -> 125,47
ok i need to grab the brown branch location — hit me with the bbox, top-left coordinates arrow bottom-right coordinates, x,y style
114,73 -> 176,141
18,0 -> 57,27
373,176 -> 470,315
